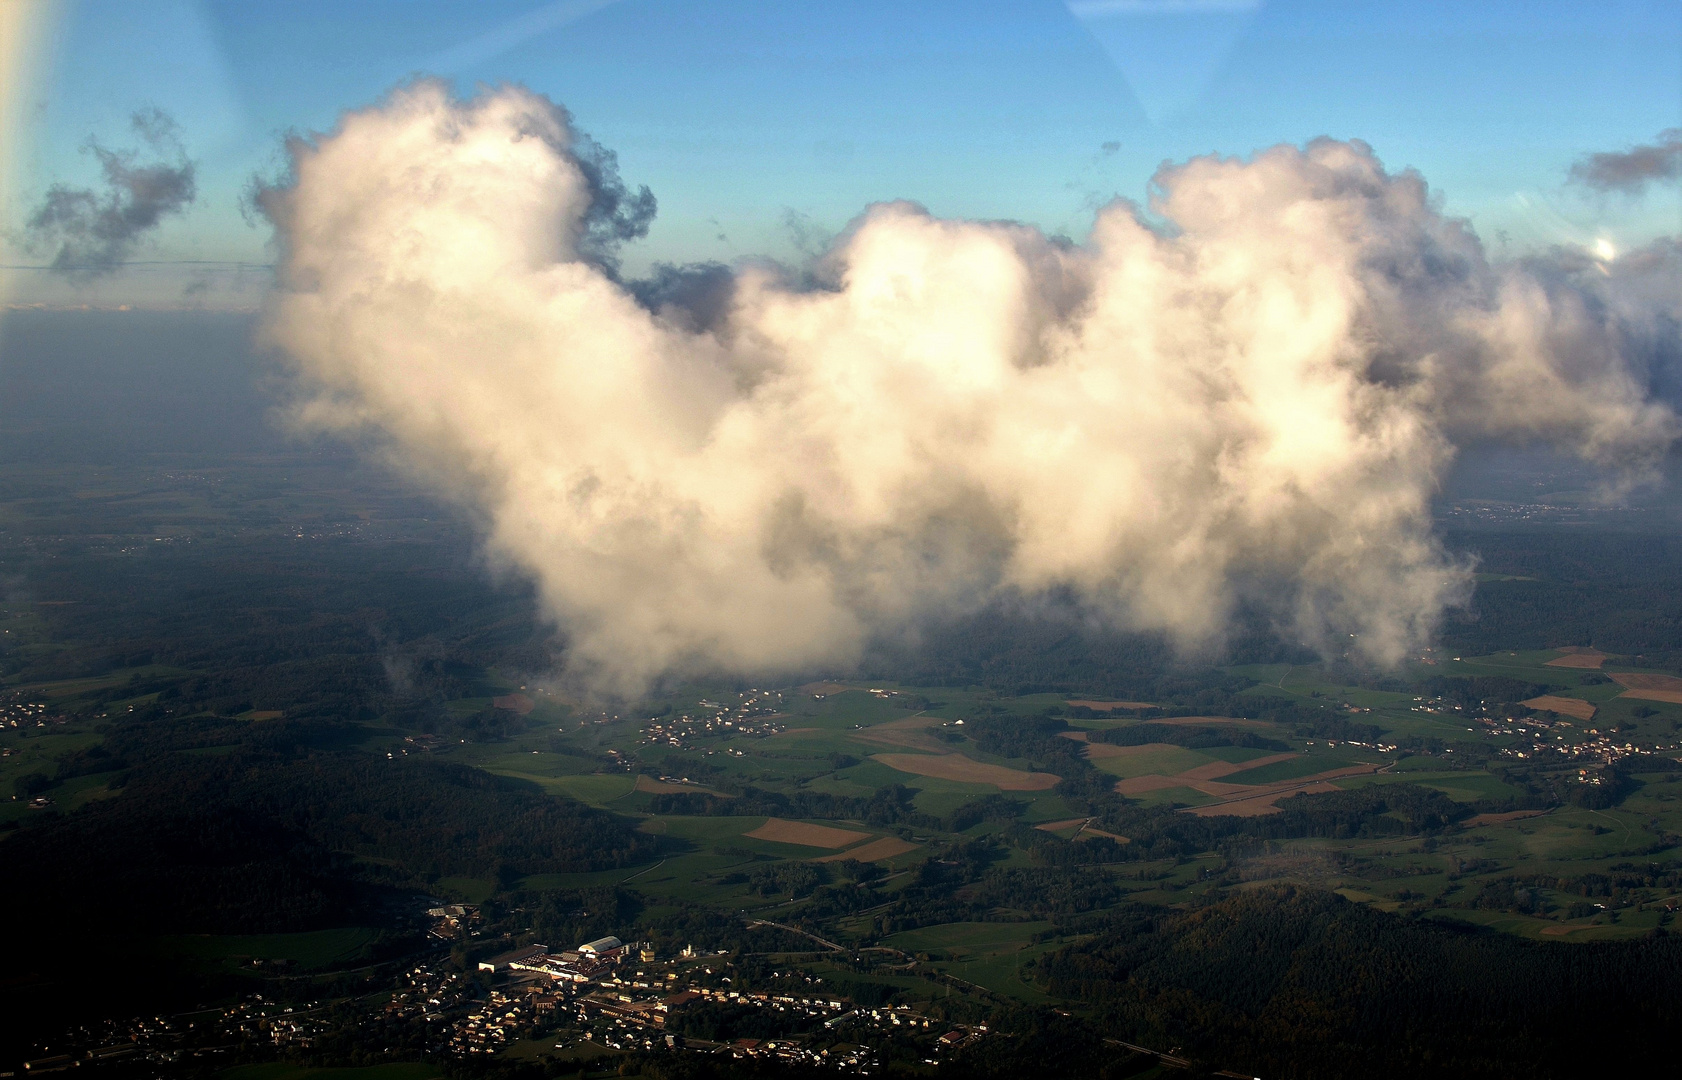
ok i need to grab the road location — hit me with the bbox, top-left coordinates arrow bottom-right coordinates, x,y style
744,918 -> 846,952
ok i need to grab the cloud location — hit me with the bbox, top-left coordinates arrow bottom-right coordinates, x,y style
627,261 -> 736,334
567,131 -> 656,274
258,83 -> 1681,695
25,107 -> 197,280
1569,129 -> 1682,194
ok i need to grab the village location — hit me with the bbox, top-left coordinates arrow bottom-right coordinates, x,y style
0,699 -> 67,730
638,690 -> 791,751
450,935 -> 984,1068
1401,686 -> 1682,768
17,922 -> 988,1076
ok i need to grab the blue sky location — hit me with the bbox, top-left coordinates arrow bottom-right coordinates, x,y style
5,0 -> 1680,306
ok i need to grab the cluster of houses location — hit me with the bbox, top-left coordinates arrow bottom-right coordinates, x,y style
447,988 -> 541,1054
1,700 -> 65,728
1496,724 -> 1679,766
425,903 -> 482,940
460,936 -> 984,1068
637,690 -> 788,750
218,995 -> 334,1050
450,937 -> 638,1053
385,964 -> 469,1023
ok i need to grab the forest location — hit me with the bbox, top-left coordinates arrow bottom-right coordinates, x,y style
1037,886 -> 1682,1079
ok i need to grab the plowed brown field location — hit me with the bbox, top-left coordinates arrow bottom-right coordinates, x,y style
1184,781 -> 1345,816
1150,716 -> 1280,729
1545,648 -> 1607,669
1178,753 -> 1299,781
1034,818 -> 1091,832
634,775 -> 731,796
798,681 -> 850,696
1177,764 -> 1384,816
1620,689 -> 1682,704
745,818 -> 872,848
871,753 -> 1060,790
1466,809 -> 1549,826
1611,672 -> 1682,691
1521,695 -> 1597,722
1110,752 -> 1301,796
1611,672 -> 1682,704
851,716 -> 947,753
813,837 -> 919,862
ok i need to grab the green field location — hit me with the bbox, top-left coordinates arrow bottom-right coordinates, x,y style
1088,744 -> 1214,778
1221,753 -> 1364,786
534,773 -> 638,806
880,922 -> 1061,1002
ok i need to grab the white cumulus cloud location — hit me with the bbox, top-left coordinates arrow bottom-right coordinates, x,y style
257,82 -> 1679,695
